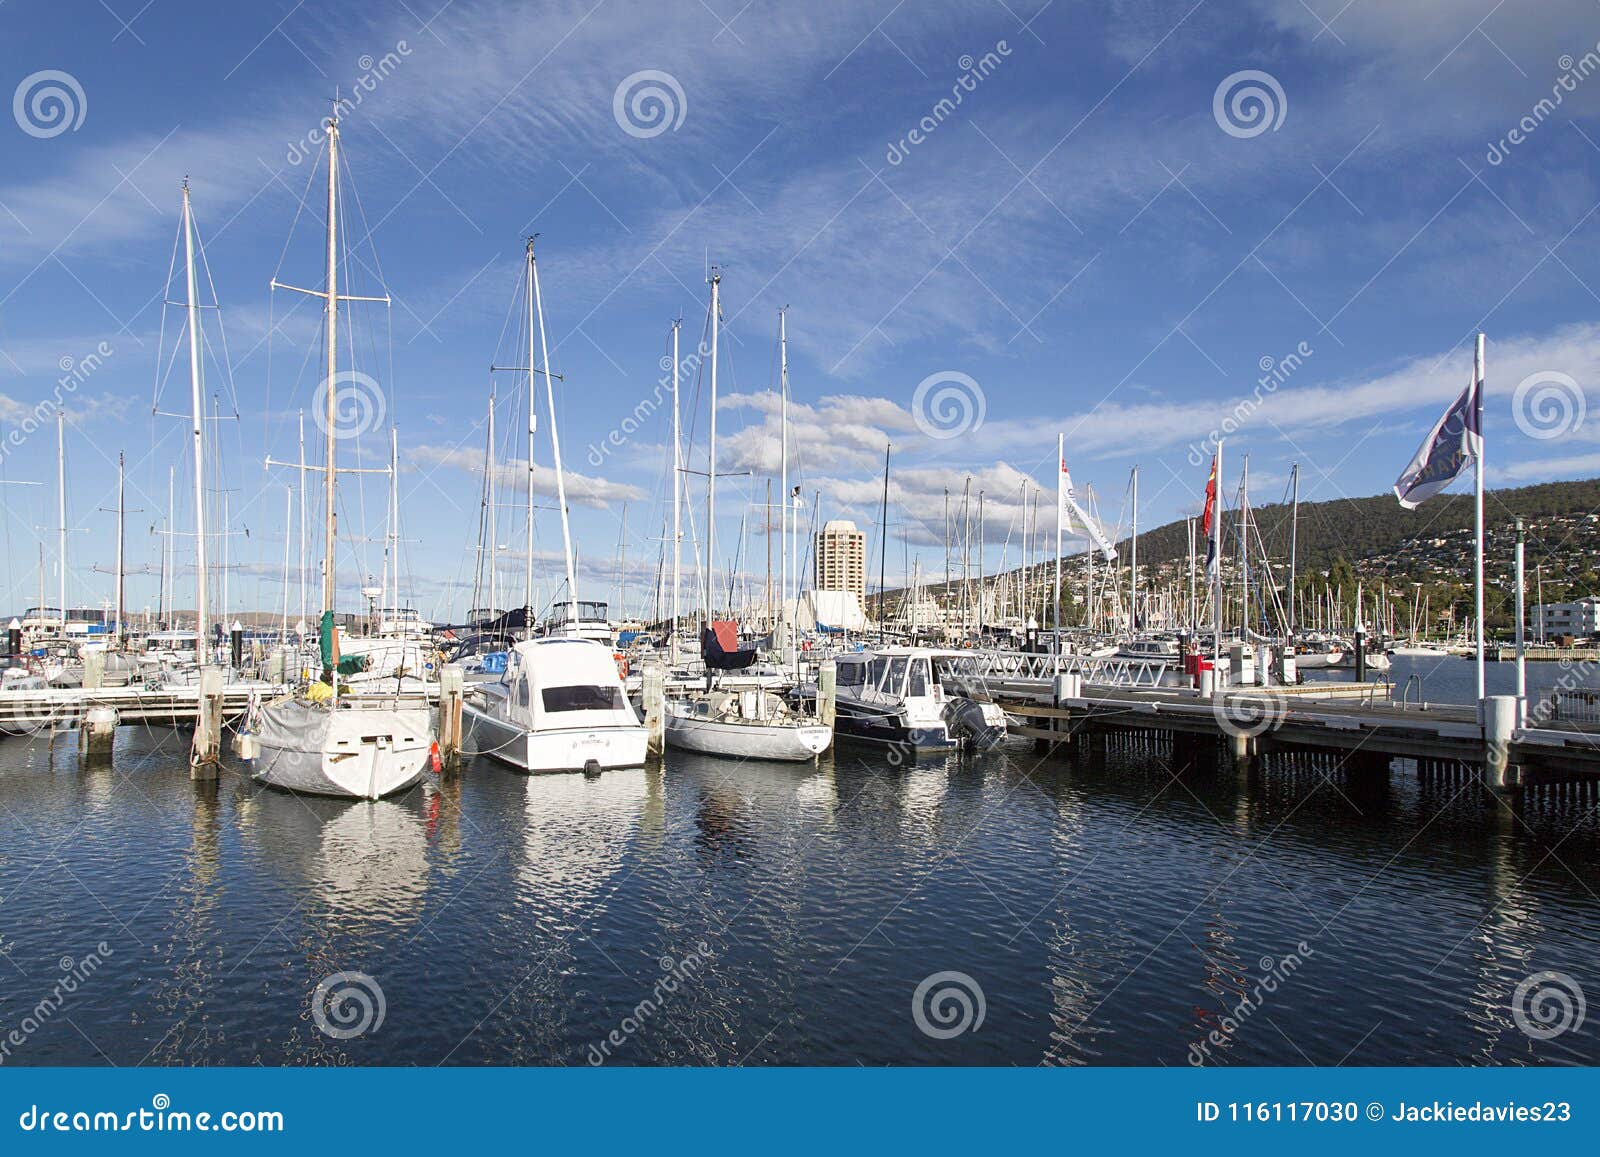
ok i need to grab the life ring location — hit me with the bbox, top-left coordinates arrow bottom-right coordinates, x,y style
614,652 -> 629,679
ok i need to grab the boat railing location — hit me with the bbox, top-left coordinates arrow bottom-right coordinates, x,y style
937,649 -> 1170,690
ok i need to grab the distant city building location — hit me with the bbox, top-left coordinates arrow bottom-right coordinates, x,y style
1536,597 -> 1600,638
815,519 -> 866,598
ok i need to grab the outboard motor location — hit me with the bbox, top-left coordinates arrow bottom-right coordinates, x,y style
942,697 -> 1007,750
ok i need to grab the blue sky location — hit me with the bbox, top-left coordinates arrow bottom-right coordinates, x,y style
2,0 -> 1600,622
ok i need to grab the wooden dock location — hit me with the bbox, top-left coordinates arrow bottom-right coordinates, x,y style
937,653 -> 1600,792
0,684 -> 290,732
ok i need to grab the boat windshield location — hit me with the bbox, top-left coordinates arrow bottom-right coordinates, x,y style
907,658 -> 929,697
883,656 -> 907,695
542,685 -> 625,712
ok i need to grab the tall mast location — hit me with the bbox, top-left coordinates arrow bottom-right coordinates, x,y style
529,239 -> 578,626
1129,465 -> 1138,637
976,489 -> 985,637
114,452 -> 124,646
705,269 -> 720,624
388,424 -> 399,619
321,109 -> 340,623
1288,462 -> 1299,638
670,319 -> 681,664
878,443 -> 890,641
486,391 -> 496,620
1054,434 -> 1062,670
779,307 -> 789,657
181,180 -> 209,663
297,410 -> 307,631
1212,441 -> 1224,675
281,485 -> 292,644
524,236 -> 537,617
164,467 -> 173,627
56,412 -> 65,630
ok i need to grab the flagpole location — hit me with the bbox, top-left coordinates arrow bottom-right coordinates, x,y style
1054,432 -> 1063,675
1474,332 -> 1485,712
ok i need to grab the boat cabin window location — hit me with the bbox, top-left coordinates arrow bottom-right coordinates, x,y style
866,657 -> 888,690
884,656 -> 908,695
837,661 -> 866,687
515,675 -> 530,709
907,658 -> 929,697
542,685 -> 625,712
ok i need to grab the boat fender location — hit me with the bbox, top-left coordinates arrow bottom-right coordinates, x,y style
234,730 -> 260,762
429,741 -> 443,774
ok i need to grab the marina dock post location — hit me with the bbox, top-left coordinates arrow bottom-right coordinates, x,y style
438,664 -> 464,769
642,660 -> 665,754
82,649 -> 105,690
78,706 -> 117,764
817,659 -> 837,727
1483,694 -> 1519,792
191,666 -> 223,777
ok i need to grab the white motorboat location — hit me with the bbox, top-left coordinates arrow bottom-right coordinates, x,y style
251,695 -> 433,799
463,637 -> 648,773
663,691 -> 830,762
830,647 -> 1007,752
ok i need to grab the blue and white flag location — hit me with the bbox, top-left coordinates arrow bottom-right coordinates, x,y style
1393,372 -> 1481,509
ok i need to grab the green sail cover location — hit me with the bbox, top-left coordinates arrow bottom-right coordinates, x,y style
319,611 -> 335,672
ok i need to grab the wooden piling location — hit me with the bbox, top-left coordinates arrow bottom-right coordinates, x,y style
78,706 -> 117,765
817,659 -> 837,728
438,664 -> 464,770
642,660 -> 665,755
81,649 -> 105,691
190,666 -> 222,778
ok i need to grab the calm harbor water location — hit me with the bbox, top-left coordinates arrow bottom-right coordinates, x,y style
1,673 -> 1597,1067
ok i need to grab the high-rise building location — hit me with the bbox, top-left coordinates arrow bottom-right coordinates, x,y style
815,519 -> 865,597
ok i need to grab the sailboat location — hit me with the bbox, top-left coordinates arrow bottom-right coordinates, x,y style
460,238 -> 648,774
251,108 -> 433,800
663,273 -> 831,762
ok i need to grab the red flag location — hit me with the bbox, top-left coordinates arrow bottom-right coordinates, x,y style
1200,452 -> 1218,577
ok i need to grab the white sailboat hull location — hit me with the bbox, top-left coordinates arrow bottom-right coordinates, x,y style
252,698 -> 432,799
463,698 -> 648,773
663,700 -> 830,762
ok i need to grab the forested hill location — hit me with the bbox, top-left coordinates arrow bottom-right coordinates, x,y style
1122,478 -> 1600,570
